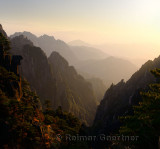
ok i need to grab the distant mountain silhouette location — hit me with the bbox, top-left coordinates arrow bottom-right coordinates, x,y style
93,55 -> 160,135
70,46 -> 108,61
10,35 -> 97,125
76,56 -> 138,85
10,32 -> 77,65
68,40 -> 91,46
10,32 -> 109,64
95,43 -> 153,67
10,32 -> 110,64
10,31 -> 39,46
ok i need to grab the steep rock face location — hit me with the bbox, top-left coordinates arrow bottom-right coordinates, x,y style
11,37 -> 56,106
48,52 -> 97,125
10,35 -> 97,125
93,56 -> 160,134
0,47 -> 22,102
0,26 -> 23,101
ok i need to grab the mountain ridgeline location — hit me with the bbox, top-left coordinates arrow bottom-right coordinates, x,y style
10,32 -> 138,88
76,57 -> 138,85
68,40 -> 91,47
10,35 -> 97,125
93,56 -> 160,136
10,32 -> 77,64
10,32 -> 78,65
10,32 -> 109,63
69,46 -> 108,61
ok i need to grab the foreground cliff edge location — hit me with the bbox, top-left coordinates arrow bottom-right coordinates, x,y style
0,25 -> 89,148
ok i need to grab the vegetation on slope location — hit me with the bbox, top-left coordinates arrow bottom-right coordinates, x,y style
118,69 -> 160,149
0,32 -> 82,149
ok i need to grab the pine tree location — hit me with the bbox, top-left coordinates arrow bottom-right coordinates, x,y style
0,33 -> 10,52
119,69 -> 160,149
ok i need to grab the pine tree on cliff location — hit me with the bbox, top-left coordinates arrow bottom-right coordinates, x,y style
0,32 -> 10,52
119,69 -> 160,149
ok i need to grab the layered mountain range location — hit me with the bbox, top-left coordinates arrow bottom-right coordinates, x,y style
10,34 -> 97,125
68,40 -> 91,47
69,46 -> 108,61
10,32 -> 138,89
10,32 -> 77,65
76,57 -> 138,85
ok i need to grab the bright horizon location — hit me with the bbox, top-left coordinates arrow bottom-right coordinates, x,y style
1,0 -> 160,61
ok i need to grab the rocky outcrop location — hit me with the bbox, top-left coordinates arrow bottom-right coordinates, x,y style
10,38 -> 56,105
93,56 -> 160,135
0,29 -> 23,101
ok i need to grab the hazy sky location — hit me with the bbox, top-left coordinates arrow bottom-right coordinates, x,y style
1,0 -> 160,60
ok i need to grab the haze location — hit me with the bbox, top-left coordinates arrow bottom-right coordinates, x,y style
1,0 -> 160,62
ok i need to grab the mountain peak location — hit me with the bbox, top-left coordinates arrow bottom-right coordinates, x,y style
39,34 -> 55,40
49,51 -> 69,67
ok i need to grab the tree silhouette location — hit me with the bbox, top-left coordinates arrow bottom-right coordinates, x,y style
0,33 -> 10,52
119,69 -> 160,149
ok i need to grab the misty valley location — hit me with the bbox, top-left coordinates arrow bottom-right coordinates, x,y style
0,23 -> 160,149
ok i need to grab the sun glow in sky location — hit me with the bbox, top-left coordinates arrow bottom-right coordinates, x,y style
1,0 -> 160,60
